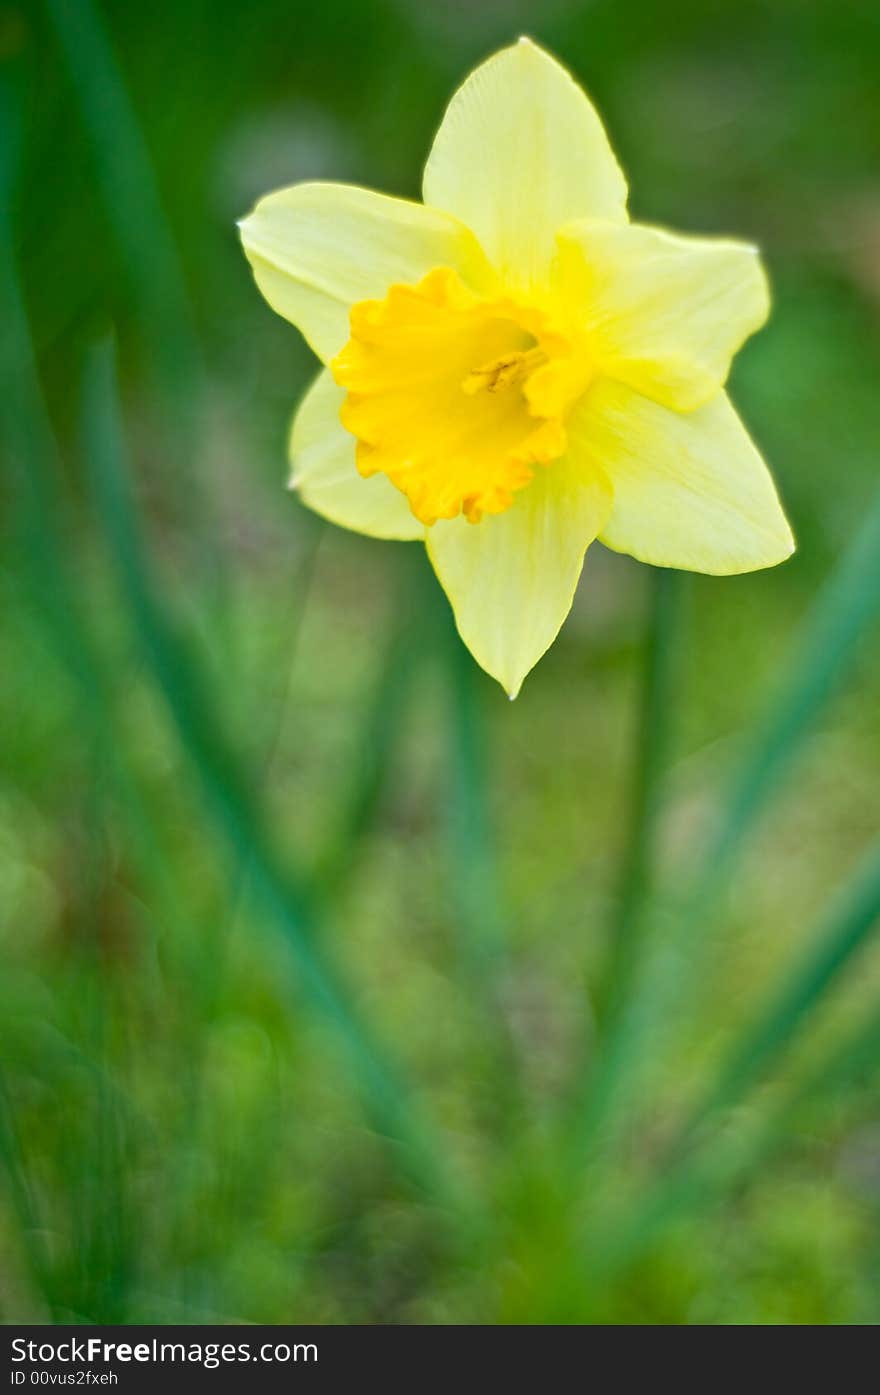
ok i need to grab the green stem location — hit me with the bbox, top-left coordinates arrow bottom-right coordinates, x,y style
442,618 -> 528,1131
446,626 -> 506,982
567,565 -> 681,1159
597,565 -> 681,1023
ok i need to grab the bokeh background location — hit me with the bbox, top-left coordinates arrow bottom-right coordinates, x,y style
2,0 -> 880,1324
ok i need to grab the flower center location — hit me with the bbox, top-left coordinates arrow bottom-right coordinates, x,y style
330,268 -> 592,525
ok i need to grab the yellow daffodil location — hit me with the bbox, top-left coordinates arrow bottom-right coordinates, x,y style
239,38 -> 794,696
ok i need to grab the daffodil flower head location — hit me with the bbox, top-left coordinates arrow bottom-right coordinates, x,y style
239,38 -> 794,697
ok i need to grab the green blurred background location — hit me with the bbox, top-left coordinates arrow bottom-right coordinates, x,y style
2,0 -> 880,1324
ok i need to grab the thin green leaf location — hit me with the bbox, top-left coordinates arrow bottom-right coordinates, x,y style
81,338 -> 470,1213
570,491 -> 880,1157
674,838 -> 880,1147
0,84 -> 201,966
592,1003 -> 880,1286
42,0 -> 223,613
44,0 -> 201,404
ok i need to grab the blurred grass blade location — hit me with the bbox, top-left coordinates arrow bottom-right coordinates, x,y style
692,493 -> 880,911
81,339 -> 466,1209
672,838 -> 880,1146
570,492 -> 880,1158
0,86 -> 208,975
43,0 -> 222,612
582,845 -> 880,1290
592,1004 -> 880,1286
44,0 -> 201,404
0,82 -> 96,691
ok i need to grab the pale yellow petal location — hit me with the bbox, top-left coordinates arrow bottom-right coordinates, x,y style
423,38 -> 627,291
577,379 -> 794,574
239,182 -> 492,362
289,371 -> 425,540
427,456 -> 612,696
556,220 -> 770,410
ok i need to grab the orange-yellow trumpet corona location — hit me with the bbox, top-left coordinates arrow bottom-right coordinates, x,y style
240,38 -> 793,696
